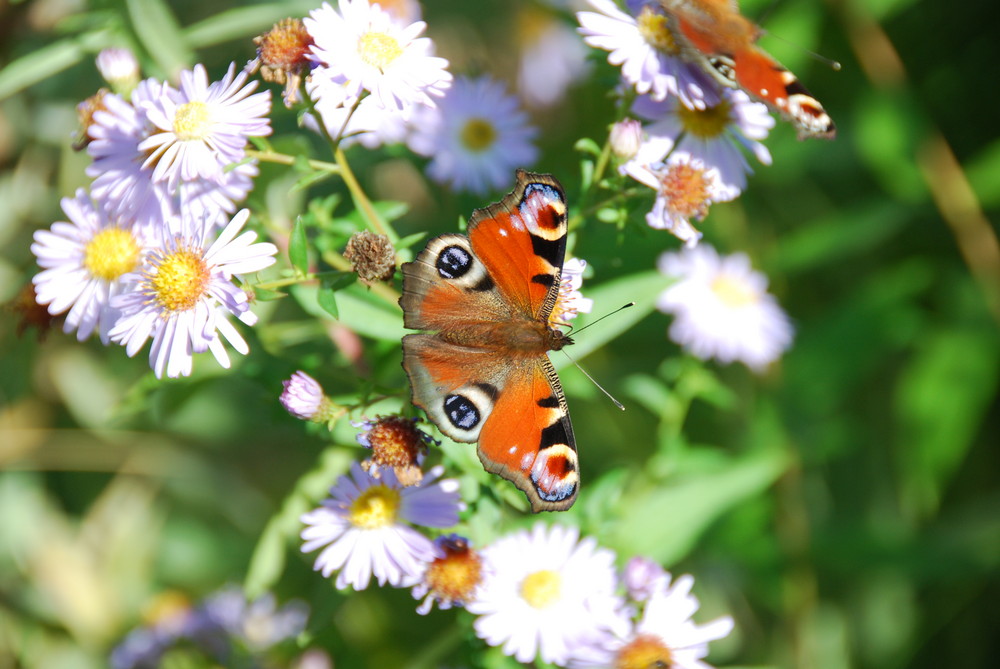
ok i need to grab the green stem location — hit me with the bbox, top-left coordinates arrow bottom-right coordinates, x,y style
245,149 -> 340,174
334,148 -> 394,239
253,274 -> 316,291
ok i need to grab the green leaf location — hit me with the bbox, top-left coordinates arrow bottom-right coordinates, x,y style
574,137 -> 603,157
126,0 -> 193,78
289,217 -> 309,275
290,284 -> 405,341
558,270 -> 669,363
0,31 -> 110,100
607,448 -> 789,564
183,1 -> 318,48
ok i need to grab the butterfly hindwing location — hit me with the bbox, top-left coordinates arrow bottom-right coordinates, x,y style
399,171 -> 579,512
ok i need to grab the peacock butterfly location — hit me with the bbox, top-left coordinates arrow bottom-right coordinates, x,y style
399,170 -> 579,512
660,0 -> 836,139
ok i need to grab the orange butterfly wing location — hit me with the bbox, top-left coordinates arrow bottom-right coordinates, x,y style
662,0 -> 836,139
399,171 -> 579,512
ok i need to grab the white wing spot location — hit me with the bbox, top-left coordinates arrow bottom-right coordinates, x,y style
499,228 -> 508,237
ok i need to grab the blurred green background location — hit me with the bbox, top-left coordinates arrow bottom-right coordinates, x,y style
1,0 -> 998,668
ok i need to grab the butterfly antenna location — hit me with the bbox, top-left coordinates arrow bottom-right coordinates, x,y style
757,30 -> 842,72
560,347 -> 626,411
569,302 -> 635,337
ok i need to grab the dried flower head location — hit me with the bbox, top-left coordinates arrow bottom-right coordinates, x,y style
250,18 -> 314,107
7,282 -> 58,340
344,231 -> 396,285
354,416 -> 436,486
74,89 -> 109,150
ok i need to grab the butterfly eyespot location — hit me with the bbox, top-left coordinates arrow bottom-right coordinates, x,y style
444,393 -> 480,430
436,245 -> 473,279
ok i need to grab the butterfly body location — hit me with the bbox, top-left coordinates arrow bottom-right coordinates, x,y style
399,171 -> 579,512
661,0 -> 836,139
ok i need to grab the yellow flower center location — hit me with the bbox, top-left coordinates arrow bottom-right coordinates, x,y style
615,633 -> 673,669
711,274 -> 758,308
520,569 -> 562,609
173,101 -> 211,141
150,249 -> 210,312
637,6 -> 680,55
357,31 -> 404,70
349,485 -> 401,529
460,118 -> 498,152
83,227 -> 141,281
677,98 -> 733,139
659,162 -> 712,220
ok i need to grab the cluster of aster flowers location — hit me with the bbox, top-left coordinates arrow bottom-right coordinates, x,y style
251,0 -> 538,195
31,53 -> 277,378
111,586 -> 309,669
292,413 -> 732,668
578,0 -> 774,248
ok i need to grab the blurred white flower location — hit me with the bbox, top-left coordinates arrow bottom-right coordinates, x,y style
657,244 -> 794,371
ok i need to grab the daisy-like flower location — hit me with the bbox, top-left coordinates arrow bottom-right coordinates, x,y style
300,462 -> 462,591
87,80 -> 177,228
305,0 -> 451,112
551,257 -> 594,326
622,555 -> 668,603
631,90 -> 774,192
108,209 -> 277,378
567,571 -> 734,669
305,79 -> 413,149
577,0 -> 717,109
139,63 -> 271,190
281,371 -> 329,421
656,244 -> 794,371
624,151 -> 739,247
407,76 -> 539,195
31,189 -> 151,343
412,534 -> 484,615
467,523 -> 625,666
517,6 -> 590,108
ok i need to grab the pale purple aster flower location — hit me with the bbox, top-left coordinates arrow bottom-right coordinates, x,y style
87,79 -> 177,228
108,209 -> 277,379
631,90 -> 773,192
281,371 -> 326,420
657,244 -> 793,371
138,63 -> 271,190
568,572 -> 734,669
305,0 -> 451,112
609,117 -> 644,160
577,0 -> 717,109
301,462 -> 462,591
517,10 -> 590,108
467,523 -> 627,666
407,76 -> 538,195
31,189 -> 152,343
623,555 -> 668,603
199,587 -> 309,651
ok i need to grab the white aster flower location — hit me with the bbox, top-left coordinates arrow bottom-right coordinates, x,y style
300,462 -> 462,591
138,63 -> 271,190
108,209 -> 277,379
656,244 -> 793,371
552,257 -> 594,326
306,79 -> 413,148
624,151 -> 739,247
407,76 -> 538,195
305,0 -> 451,112
467,523 -> 625,666
568,572 -> 734,669
631,90 -> 774,192
31,189 -> 152,344
577,0 -> 717,109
